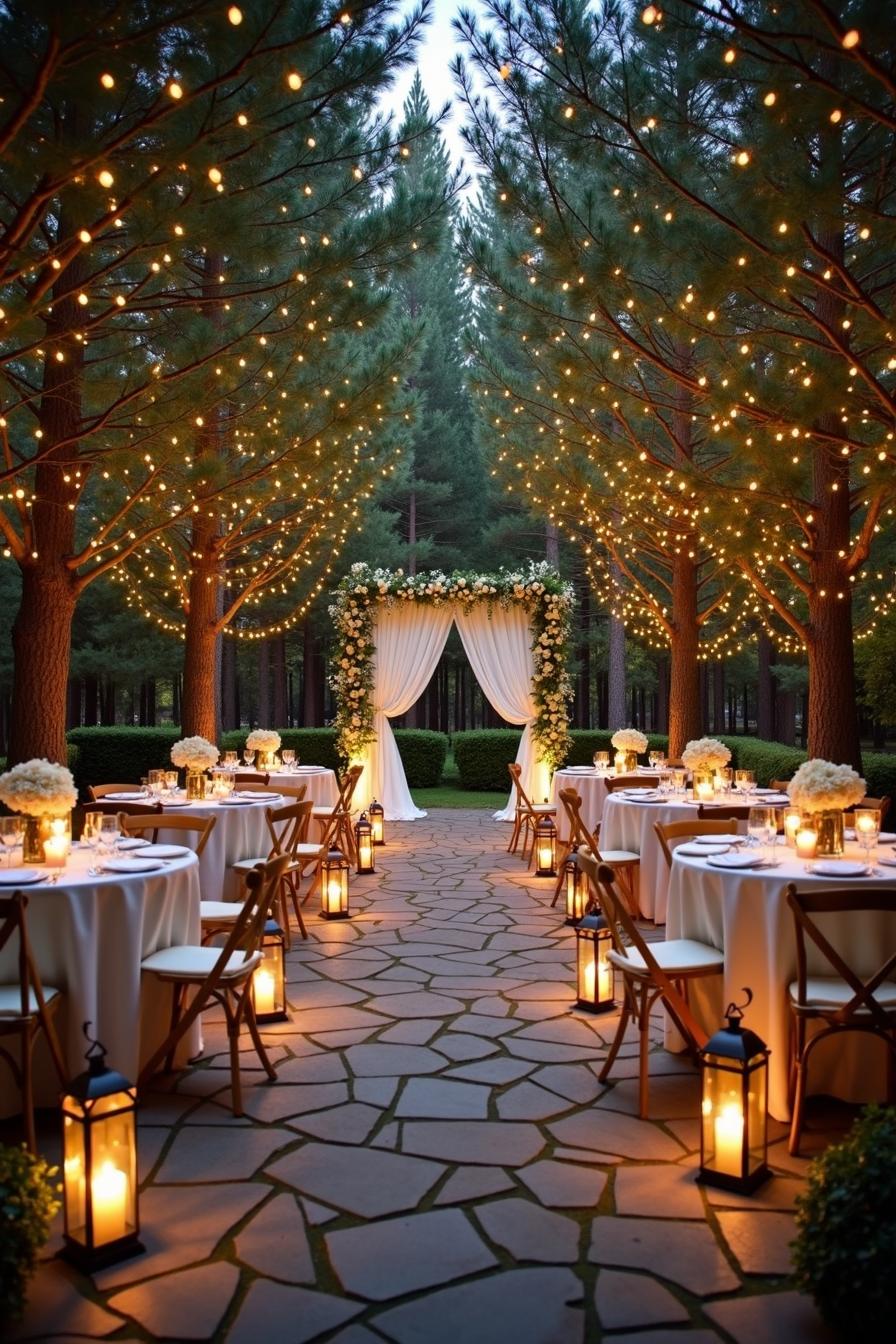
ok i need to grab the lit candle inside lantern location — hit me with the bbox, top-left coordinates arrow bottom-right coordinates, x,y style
43,818 -> 69,866
614,751 -> 626,774
713,1102 -> 745,1178
325,878 -> 343,913
582,954 -> 611,1002
91,1160 -> 128,1245
254,967 -> 276,1017
795,827 -> 817,859
696,780 -> 715,801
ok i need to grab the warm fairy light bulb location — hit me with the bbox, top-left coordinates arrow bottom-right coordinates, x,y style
499,64 -> 511,79
169,82 -> 183,99
287,71 -> 302,90
78,229 -> 91,243
842,29 -> 860,49
98,169 -> 114,188
641,5 -> 659,22
563,105 -> 574,119
724,48 -> 736,63
100,73 -> 115,89
228,5 -> 243,23
763,91 -> 776,106
830,109 -> 842,123
208,166 -> 222,183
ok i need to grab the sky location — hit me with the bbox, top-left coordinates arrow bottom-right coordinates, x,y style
380,0 -> 486,172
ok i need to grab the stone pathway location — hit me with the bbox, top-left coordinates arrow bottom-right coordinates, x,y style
13,810 -> 835,1342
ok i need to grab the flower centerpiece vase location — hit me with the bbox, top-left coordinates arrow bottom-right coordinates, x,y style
185,770 -> 207,801
811,810 -> 845,857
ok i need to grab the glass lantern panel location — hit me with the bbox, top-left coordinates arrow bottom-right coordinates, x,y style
565,868 -> 585,922
253,945 -> 283,1016
88,1111 -> 138,1244
746,1055 -> 768,1176
576,936 -> 596,1003
63,1114 -> 87,1242
701,1055 -> 747,1179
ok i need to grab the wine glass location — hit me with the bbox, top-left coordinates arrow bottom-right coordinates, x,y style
747,806 -> 773,859
98,815 -> 121,857
594,751 -> 609,771
281,749 -> 295,771
735,769 -> 754,800
854,808 -> 881,873
224,750 -> 238,769
0,816 -> 23,867
243,748 -> 255,767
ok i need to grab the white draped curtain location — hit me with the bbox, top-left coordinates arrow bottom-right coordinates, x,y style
454,603 -> 548,822
356,603 -> 454,819
356,600 -> 550,822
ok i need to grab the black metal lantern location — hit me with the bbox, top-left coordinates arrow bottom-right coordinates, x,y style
575,911 -> 615,1013
252,919 -> 289,1023
61,1024 -> 143,1271
320,845 -> 350,919
534,814 -> 557,876
698,989 -> 771,1193
564,846 -> 588,925
368,798 -> 385,845
355,812 -> 375,874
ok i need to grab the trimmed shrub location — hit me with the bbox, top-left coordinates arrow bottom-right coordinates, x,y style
453,730 -> 523,791
220,728 -> 341,772
67,727 -> 182,792
393,730 -> 448,788
566,730 -> 670,765
792,1105 -> 896,1339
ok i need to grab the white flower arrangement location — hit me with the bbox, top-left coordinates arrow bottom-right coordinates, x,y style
681,737 -> 732,770
787,759 -> 866,812
330,564 -> 575,771
611,728 -> 648,754
246,729 -> 281,753
0,758 -> 77,817
170,736 -> 219,771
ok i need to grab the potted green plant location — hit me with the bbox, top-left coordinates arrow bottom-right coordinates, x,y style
792,1105 -> 896,1340
0,1144 -> 60,1321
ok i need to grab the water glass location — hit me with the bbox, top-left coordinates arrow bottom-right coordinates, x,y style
224,751 -> 238,769
98,815 -> 121,857
0,816 -> 23,866
164,770 -> 179,796
735,769 -> 755,799
243,749 -> 255,767
672,769 -> 687,796
593,751 -> 609,770
281,749 -> 296,770
747,806 -> 774,860
854,808 -> 881,870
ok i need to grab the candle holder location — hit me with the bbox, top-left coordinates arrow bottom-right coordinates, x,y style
698,989 -> 770,1194
534,814 -> 557,877
354,812 -> 375,874
575,911 -> 615,1013
61,1025 -> 143,1271
252,920 -> 289,1023
368,799 -> 385,846
783,807 -> 801,847
692,770 -> 716,802
563,846 -> 588,925
810,809 -> 845,857
320,846 -> 350,919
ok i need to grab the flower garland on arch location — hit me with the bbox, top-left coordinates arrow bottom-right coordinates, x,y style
329,562 -> 575,772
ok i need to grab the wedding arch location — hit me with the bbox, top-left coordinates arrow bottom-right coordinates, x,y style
330,563 -> 575,820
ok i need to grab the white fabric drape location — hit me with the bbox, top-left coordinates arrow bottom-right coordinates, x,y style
454,603 -> 549,822
358,602 -> 454,819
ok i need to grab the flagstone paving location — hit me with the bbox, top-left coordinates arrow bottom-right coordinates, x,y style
13,809 -> 838,1342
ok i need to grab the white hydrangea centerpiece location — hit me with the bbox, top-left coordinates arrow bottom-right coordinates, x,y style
681,737 -> 732,771
246,729 -> 281,754
787,759 -> 866,813
611,728 -> 648,754
0,758 -> 77,817
170,736 -> 219,771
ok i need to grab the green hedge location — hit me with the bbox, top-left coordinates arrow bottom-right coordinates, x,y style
716,737 -> 896,797
66,726 -> 448,791
67,727 -> 182,793
565,730 -> 671,765
453,730 -> 523,790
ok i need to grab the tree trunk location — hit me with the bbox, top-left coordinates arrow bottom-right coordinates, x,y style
666,552 -> 701,756
181,536 -> 220,740
607,612 -> 626,729
257,639 -> 271,727
271,633 -> 288,728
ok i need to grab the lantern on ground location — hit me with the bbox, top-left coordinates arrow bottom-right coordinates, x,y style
698,989 -> 770,1193
534,814 -> 557,876
564,846 -> 588,925
369,799 -> 385,845
355,812 -> 375,874
575,910 -> 615,1013
252,919 -> 288,1023
320,846 -> 350,919
61,1025 -> 143,1271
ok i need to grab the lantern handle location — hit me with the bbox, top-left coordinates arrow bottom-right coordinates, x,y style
81,1021 -> 109,1071
724,988 -> 753,1024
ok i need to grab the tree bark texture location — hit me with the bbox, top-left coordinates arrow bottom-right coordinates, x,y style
180,532 -> 220,740
607,612 -> 626,729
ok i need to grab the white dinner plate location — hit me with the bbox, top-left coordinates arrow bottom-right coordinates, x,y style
694,833 -> 743,845
219,796 -> 254,806
812,860 -> 868,878
117,837 -> 150,851
293,766 -> 323,773
0,868 -> 43,886
753,788 -> 781,796
565,766 -> 595,774
677,843 -> 729,856
161,800 -> 190,809
621,788 -> 658,797
100,857 -> 165,874
102,791 -> 147,802
706,852 -> 767,869
239,791 -> 281,802
136,845 -> 190,860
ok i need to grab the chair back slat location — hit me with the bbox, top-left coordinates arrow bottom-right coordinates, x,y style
697,803 -> 752,822
785,884 -> 896,1030
604,776 -> 660,793
120,811 -> 216,856
234,771 -> 270,787
558,789 -> 599,852
508,762 -> 538,812
653,819 -> 734,871
577,851 -> 708,1049
264,800 -> 314,860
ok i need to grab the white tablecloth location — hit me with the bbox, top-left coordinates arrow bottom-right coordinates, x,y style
600,794 -> 748,923
551,769 -> 651,840
666,844 -> 896,1120
0,847 -> 200,1111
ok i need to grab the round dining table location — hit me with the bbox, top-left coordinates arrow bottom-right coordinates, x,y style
550,767 -> 654,839
666,841 -> 896,1120
0,844 -> 200,1114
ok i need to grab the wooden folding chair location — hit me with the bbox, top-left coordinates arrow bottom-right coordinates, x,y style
506,762 -> 556,861
223,800 -> 318,944
139,855 -> 290,1116
578,853 -> 722,1118
697,803 -> 753,822
0,894 -> 67,1151
120,812 -> 216,856
845,795 -> 891,826
234,771 -> 270,787
88,783 -> 144,800
603,775 -> 660,793
553,788 -> 640,914
653,818 -> 737,870
785,884 -> 896,1154
313,764 -> 363,865
257,782 -> 307,802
